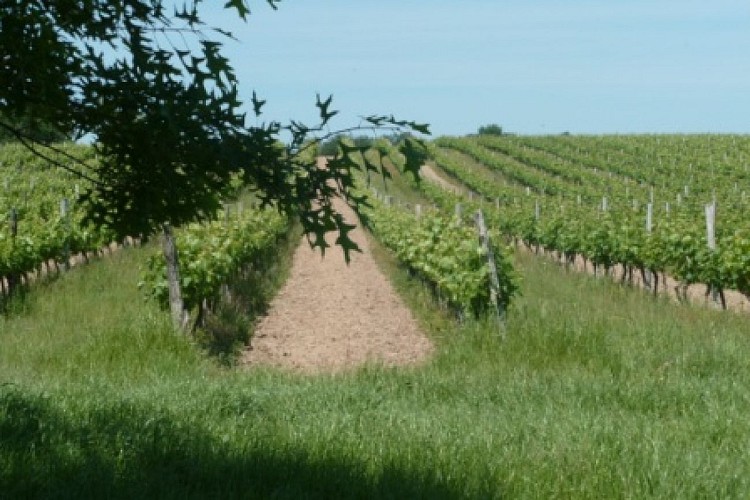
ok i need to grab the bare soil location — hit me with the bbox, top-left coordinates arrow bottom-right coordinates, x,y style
420,163 -> 464,193
242,159 -> 432,374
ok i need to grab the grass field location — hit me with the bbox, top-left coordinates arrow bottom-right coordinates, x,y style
2,239 -> 750,498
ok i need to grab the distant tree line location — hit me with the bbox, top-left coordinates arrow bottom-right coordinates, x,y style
477,124 -> 506,136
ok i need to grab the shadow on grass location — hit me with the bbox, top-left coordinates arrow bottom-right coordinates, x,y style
0,385 -> 476,499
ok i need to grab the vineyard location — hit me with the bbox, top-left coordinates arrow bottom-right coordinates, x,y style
360,191 -> 517,317
0,143 -> 116,293
423,134 -> 750,308
5,0 -> 750,494
140,205 -> 289,326
6,133 -> 748,318
4,135 -> 750,317
3,135 -> 750,498
0,142 -> 292,333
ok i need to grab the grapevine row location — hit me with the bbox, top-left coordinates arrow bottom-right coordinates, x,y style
361,190 -> 518,316
423,137 -> 750,304
1,143 -> 115,287
140,206 -> 289,315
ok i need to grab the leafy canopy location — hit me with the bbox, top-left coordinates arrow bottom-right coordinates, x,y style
0,0 -> 429,255
477,124 -> 505,136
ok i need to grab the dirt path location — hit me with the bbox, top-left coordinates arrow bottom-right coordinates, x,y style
242,159 -> 432,373
420,163 -> 464,193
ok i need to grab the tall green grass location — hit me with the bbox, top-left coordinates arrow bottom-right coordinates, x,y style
1,243 -> 750,498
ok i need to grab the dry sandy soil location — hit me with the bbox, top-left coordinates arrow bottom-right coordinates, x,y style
242,159 -> 433,374
419,163 -> 464,193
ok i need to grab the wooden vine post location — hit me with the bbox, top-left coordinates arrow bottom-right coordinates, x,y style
704,201 -> 723,308
474,209 -> 507,339
7,208 -> 18,296
705,202 -> 716,251
9,207 -> 17,238
162,222 -> 189,332
644,202 -> 654,291
60,198 -> 70,270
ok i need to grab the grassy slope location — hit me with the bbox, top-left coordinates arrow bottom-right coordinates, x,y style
2,239 -> 750,498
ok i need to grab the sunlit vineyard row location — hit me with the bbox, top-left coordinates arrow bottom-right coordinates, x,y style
1,142 -> 293,318
424,135 -> 750,306
0,143 -> 116,282
359,186 -> 517,316
140,205 -> 289,317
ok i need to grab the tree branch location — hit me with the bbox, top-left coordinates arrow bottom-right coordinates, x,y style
293,124 -> 405,158
0,121 -> 104,187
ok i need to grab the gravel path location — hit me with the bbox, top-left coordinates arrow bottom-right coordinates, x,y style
242,160 -> 432,373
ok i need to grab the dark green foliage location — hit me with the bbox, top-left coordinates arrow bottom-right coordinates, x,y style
317,136 -> 341,157
0,114 -> 68,144
0,1 -> 429,252
477,123 -> 505,136
319,133 -> 409,158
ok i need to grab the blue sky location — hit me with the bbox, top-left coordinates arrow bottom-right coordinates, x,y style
200,0 -> 750,136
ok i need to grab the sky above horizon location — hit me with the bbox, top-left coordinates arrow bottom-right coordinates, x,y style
200,0 -> 750,137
